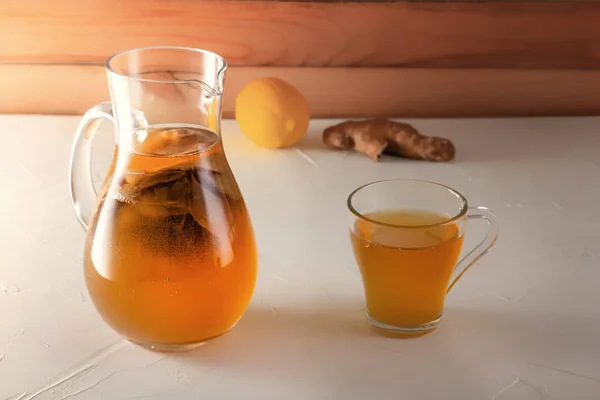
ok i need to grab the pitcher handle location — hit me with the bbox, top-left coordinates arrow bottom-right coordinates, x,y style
447,206 -> 499,293
68,102 -> 114,230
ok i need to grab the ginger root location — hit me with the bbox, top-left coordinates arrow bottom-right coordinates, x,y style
322,119 -> 455,162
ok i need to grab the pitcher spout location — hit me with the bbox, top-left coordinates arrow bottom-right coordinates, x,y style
105,46 -> 227,145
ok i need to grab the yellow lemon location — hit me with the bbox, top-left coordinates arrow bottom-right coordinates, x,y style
235,77 -> 310,148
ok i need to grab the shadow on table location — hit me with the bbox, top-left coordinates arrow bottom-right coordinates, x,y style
294,129 -> 329,152
447,117 -> 600,164
441,306 -> 600,367
174,305 -> 598,369
169,305 -> 381,386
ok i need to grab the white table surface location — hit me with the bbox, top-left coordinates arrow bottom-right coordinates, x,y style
1,114 -> 599,399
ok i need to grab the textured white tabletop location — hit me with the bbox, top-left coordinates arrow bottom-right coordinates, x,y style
1,115 -> 599,399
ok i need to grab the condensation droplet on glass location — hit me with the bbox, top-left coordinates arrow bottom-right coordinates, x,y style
164,277 -> 171,283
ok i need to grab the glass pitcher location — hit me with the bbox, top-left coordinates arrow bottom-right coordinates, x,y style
69,46 -> 258,351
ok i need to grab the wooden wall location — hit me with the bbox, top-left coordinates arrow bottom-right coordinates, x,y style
2,0 -> 600,117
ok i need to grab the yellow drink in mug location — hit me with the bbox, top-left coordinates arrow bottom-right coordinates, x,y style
348,180 -> 498,336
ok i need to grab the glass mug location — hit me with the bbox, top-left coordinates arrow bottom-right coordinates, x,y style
69,46 -> 258,351
348,179 -> 498,336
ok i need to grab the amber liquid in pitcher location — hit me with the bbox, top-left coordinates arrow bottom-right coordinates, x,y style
350,210 -> 463,329
84,125 -> 257,348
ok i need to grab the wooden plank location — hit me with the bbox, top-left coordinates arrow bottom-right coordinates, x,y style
1,1 -> 600,69
2,64 -> 600,118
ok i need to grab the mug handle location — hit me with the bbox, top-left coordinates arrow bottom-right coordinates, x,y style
68,102 -> 114,231
447,206 -> 499,293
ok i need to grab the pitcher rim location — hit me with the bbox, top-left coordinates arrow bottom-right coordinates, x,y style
105,46 -> 228,94
347,178 -> 469,229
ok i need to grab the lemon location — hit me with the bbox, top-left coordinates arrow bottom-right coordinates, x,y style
235,77 -> 310,148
